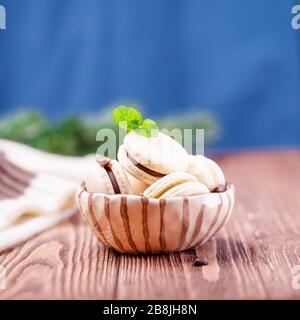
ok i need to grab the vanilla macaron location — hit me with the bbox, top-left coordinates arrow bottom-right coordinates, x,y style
143,172 -> 209,199
85,157 -> 132,195
118,131 -> 189,185
187,155 -> 225,192
124,170 -> 148,195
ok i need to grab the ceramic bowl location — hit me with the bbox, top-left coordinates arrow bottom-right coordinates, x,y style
76,183 -> 235,254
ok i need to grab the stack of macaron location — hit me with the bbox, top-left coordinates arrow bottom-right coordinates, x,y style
85,131 -> 226,197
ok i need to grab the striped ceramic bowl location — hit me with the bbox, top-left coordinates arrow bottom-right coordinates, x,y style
76,183 -> 235,254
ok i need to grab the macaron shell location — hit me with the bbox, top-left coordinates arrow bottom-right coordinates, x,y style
110,160 -> 133,195
187,155 -> 211,186
118,144 -> 156,185
187,155 -> 225,191
123,131 -> 189,174
143,172 -> 197,199
159,181 -> 209,199
204,157 -> 225,190
124,170 -> 148,195
85,161 -> 114,194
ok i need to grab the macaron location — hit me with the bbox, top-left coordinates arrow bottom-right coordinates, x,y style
187,155 -> 225,192
159,181 -> 210,198
85,157 -> 132,195
118,131 -> 189,185
143,172 -> 209,199
124,170 -> 148,195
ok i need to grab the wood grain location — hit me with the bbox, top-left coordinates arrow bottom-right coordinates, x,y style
0,149 -> 300,299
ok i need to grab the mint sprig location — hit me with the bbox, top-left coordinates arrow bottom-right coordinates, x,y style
112,106 -> 159,137
112,106 -> 142,131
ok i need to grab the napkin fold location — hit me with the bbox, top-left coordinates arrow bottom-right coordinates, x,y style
0,139 -> 93,252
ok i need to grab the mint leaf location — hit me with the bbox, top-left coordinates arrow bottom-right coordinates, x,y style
112,106 -> 142,132
135,119 -> 159,137
142,118 -> 159,134
112,106 -> 159,137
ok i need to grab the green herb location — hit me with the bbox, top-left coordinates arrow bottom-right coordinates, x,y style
135,118 -> 159,137
112,106 -> 159,137
112,106 -> 142,132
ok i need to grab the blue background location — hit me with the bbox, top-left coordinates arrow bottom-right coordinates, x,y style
0,0 -> 299,149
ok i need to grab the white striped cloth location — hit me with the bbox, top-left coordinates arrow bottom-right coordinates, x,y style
0,139 -> 93,252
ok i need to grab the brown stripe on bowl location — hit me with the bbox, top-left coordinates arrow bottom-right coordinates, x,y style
76,183 -> 235,254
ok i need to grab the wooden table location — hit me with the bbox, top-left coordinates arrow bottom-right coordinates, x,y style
0,150 -> 300,300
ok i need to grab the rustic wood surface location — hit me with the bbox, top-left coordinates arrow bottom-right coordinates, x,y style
0,150 -> 300,300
